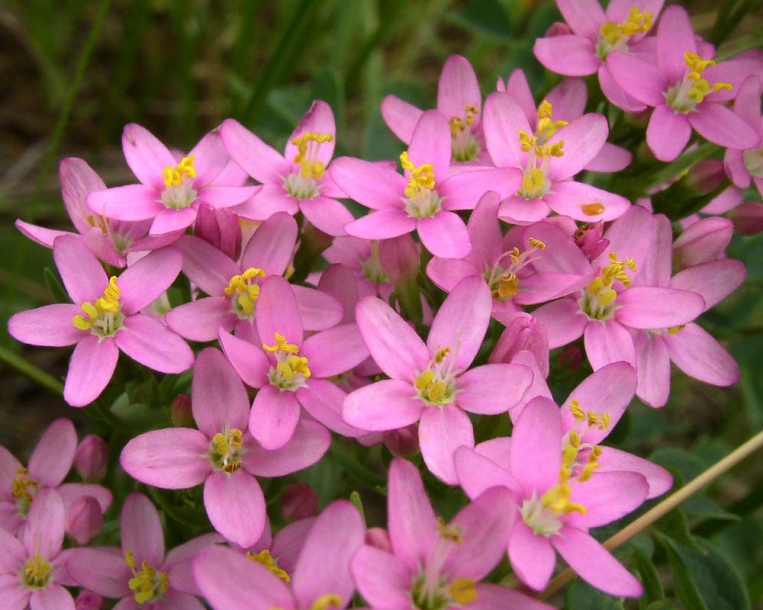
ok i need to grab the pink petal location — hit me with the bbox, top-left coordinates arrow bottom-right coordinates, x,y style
457,363 -> 532,414
293,285 -> 344,332
565,471 -> 648,528
329,157 -> 407,210
533,35 -> 599,76
220,119 -> 291,184
165,298 -> 234,342
498,196 -> 551,224
599,63 -> 648,112
546,181 -> 631,222
241,212 -> 298,275
24,488 -> 65,556
381,95 -> 422,144
453,446 -> 519,500
292,501 -> 365,609
606,51 -> 667,106
584,320 -> 636,370
59,157 -> 107,234
547,114 -> 609,179
508,521 -> 556,591
299,196 -> 355,237
29,419 -> 76,487
192,347 -> 250,436
504,69 -> 537,123
218,330 -> 271,388
634,331 -> 671,408
298,381 -> 366,438
417,211 -> 471,258
149,207 -> 197,236
510,397 -> 562,492
356,296 -> 429,382
598,446 -> 673,499
64,336 -> 119,407
408,110 -> 451,183
120,428 -> 211,489
121,492 -> 164,566
647,105 -> 692,162
557,0 -> 605,37
165,533 -> 224,596
234,184 -> 297,221
250,385 -> 302,450
65,548 -> 130,597
175,235 -> 239,295
419,404 -> 474,484
665,323 -> 740,386
122,123 -> 175,189
53,234 -> 108,305
345,209 -> 416,240
531,298 -> 587,349
14,221 -> 70,249
29,585 -> 75,610
118,247 -> 182,315
553,527 -> 643,597
655,5 -> 697,80
284,100 -> 337,164
616,286 -> 705,329
87,185 -> 163,221
243,420 -> 331,478
256,276 -> 303,350
204,471 -> 266,548
301,324 -> 369,378
483,92 -> 531,168
671,260 -> 746,311
188,127 -> 229,185
586,142 -> 632,172
351,546 -> 412,610
202,185 -> 260,208
343,379 -> 424,431
438,55 -> 481,121
441,168 -> 522,210
8,304 -> 83,347
115,314 -> 194,373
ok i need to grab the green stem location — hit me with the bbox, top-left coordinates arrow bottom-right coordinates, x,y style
539,428 -> 763,600
0,345 -> 63,396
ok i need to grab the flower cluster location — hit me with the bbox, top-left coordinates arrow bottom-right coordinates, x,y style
4,2 -> 762,608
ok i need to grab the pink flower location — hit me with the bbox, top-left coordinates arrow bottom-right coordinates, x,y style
454,397 -> 650,597
343,275 -> 532,483
193,500 -> 365,610
66,492 -> 222,610
331,110 -> 521,258
607,5 -> 762,161
8,235 -> 193,406
0,489 -> 76,610
725,76 -> 763,198
221,101 -> 355,236
0,418 -> 112,538
351,458 -> 549,610
120,347 -> 331,547
88,124 -> 257,236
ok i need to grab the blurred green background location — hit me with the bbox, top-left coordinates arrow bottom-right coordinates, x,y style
1,0 -> 763,605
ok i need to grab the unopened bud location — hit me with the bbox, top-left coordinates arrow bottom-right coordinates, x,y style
544,22 -> 573,37
73,435 -> 108,483
281,483 -> 320,521
729,202 -> 763,236
76,591 -> 105,610
170,394 -> 194,427
66,496 -> 104,545
378,234 -> 420,283
490,312 -> 550,377
365,527 -> 392,552
673,216 -> 733,268
575,221 -> 610,262
383,424 -> 419,456
195,203 -> 242,260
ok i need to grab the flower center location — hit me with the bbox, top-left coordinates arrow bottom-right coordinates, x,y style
414,347 -> 457,406
11,467 -> 38,517
596,6 -> 653,60
449,104 -> 481,162
161,154 -> 198,209
208,426 -> 245,473
400,152 -> 443,219
246,549 -> 290,582
578,252 -> 636,322
284,132 -> 333,200
20,554 -> 52,589
665,51 -> 733,114
484,238 -> 546,301
125,551 -> 169,605
263,332 -> 311,391
515,128 -> 564,200
744,146 -> 763,178
72,276 -> 124,337
224,267 -> 266,319
360,242 -> 390,285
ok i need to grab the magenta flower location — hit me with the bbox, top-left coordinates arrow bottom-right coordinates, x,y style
351,458 -> 550,610
165,212 -> 342,343
221,100 -> 355,236
454,397 -> 649,597
88,124 -> 257,236
483,92 -> 630,224
725,76 -> 763,198
220,275 -> 369,449
343,275 -> 532,484
120,348 -> 331,547
331,110 -> 521,258
533,0 -> 663,112
193,500 -> 365,610
66,492 -> 222,610
0,489 -> 77,609
607,5 -> 762,161
8,235 -> 193,406
382,54 -> 491,164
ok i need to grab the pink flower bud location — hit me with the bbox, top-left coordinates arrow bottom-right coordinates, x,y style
76,592 -> 105,610
673,217 -> 733,268
365,527 -> 392,552
489,312 -> 549,378
170,393 -> 194,427
383,424 -> 420,456
280,483 -> 320,521
194,203 -> 242,260
557,345 -> 583,371
66,495 -> 104,545
575,222 -> 610,262
729,202 -> 763,235
686,159 -> 726,194
378,235 -> 420,283
74,435 -> 108,482
544,22 -> 573,37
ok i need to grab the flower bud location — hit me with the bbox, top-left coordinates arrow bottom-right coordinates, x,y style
378,235 -> 420,283
66,495 -> 104,545
557,345 -> 583,371
73,435 -> 108,483
729,202 -> 763,236
575,221 -> 610,262
194,203 -> 242,261
170,393 -> 194,427
383,424 -> 420,456
673,217 -> 733,268
544,22 -> 573,37
489,312 -> 550,377
281,483 -> 320,521
365,527 -> 392,552
76,591 -> 105,610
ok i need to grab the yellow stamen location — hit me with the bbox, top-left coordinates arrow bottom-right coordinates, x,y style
162,154 -> 197,187
12,467 -> 38,501
400,151 -> 436,198
263,332 -> 300,354
22,554 -> 51,589
72,276 -> 121,332
449,578 -> 478,604
528,237 -> 546,249
436,516 -> 463,543
246,549 -> 291,582
311,594 -> 343,610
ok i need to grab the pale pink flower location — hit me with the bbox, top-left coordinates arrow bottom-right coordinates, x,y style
8,235 -> 193,406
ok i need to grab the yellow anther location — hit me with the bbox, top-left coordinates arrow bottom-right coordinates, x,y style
684,51 -> 716,73
667,325 -> 685,335
537,100 -> 553,119
95,276 -> 120,314
246,549 -> 291,583
128,560 -> 169,604
22,554 -> 51,588
12,467 -> 38,502
521,168 -> 547,194
311,594 -> 343,610
518,130 -> 537,152
449,578 -> 478,604
600,413 -> 610,430
493,272 -> 519,300
570,399 -> 584,420
434,347 -> 450,364
162,154 -> 197,187
536,140 -> 565,158
528,237 -> 546,249
600,7 -> 653,45
400,152 -> 436,198
562,445 -> 579,469
581,202 -> 605,216
437,516 -> 464,543
263,333 -> 300,354
713,82 -> 733,91
125,550 -> 137,569
291,132 -> 333,179
72,276 -> 122,332
464,104 -> 480,126
450,116 -> 466,138
586,410 -> 601,427
211,433 -> 231,457
568,431 -> 581,449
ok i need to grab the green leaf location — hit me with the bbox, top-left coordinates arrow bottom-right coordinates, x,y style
645,601 -> 681,610
661,535 -> 707,610
349,491 -> 366,527
653,508 -> 698,550
43,267 -> 69,304
631,546 -> 665,602
451,0 -> 513,39
564,578 -> 624,610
